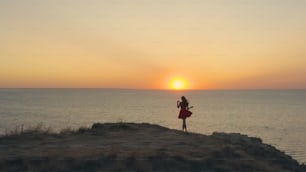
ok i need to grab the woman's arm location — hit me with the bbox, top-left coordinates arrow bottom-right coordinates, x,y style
177,101 -> 181,108
187,106 -> 193,110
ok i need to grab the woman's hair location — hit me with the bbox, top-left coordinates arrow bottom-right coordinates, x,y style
181,96 -> 189,107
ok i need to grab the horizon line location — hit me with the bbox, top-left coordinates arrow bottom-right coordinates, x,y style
0,87 -> 306,91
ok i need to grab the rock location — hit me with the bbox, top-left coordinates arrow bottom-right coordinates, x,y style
1,122 -> 305,172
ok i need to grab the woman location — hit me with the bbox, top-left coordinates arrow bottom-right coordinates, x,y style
177,96 -> 193,132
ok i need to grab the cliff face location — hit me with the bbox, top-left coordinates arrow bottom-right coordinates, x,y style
1,122 -> 305,172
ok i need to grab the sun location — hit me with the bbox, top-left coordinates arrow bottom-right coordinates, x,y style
169,78 -> 188,90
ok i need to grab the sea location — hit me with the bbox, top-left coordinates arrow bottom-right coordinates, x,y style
0,89 -> 305,163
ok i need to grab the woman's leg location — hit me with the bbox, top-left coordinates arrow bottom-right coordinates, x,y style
183,119 -> 187,132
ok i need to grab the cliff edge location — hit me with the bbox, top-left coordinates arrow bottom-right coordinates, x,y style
1,122 -> 305,172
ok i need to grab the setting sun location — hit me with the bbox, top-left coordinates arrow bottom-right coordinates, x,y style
169,78 -> 188,90
172,80 -> 184,90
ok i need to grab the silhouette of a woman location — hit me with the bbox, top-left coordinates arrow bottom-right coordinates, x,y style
177,96 -> 192,132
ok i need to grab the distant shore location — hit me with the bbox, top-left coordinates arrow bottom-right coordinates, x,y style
1,122 -> 305,172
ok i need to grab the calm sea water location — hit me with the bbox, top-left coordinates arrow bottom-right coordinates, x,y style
0,89 -> 306,163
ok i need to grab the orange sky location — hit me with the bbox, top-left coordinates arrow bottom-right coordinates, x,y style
1,1 -> 306,89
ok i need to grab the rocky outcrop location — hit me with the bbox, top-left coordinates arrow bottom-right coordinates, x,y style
0,122 -> 305,172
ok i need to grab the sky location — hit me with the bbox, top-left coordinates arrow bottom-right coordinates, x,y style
1,0 -> 306,90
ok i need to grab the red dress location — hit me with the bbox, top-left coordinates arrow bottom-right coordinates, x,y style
178,103 -> 192,119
